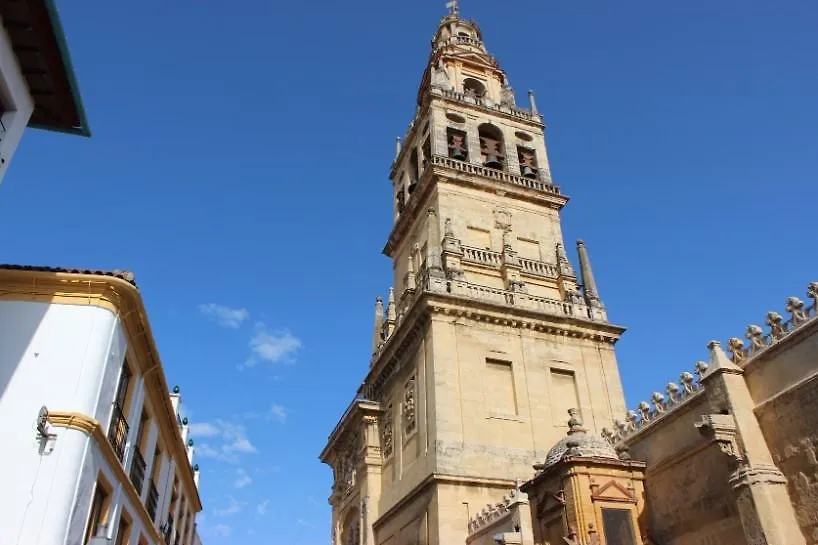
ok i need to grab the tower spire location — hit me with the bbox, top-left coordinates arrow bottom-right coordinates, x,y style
576,240 -> 601,305
372,297 -> 384,356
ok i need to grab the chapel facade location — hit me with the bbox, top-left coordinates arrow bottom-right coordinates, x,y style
319,4 -> 818,545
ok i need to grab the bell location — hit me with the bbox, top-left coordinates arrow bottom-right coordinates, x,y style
450,146 -> 466,160
521,165 -> 536,179
484,154 -> 502,169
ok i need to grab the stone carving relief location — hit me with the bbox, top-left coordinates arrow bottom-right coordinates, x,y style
431,61 -> 452,90
403,376 -> 417,436
381,404 -> 394,459
335,432 -> 362,498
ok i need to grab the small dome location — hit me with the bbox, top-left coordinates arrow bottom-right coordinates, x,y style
541,409 -> 620,470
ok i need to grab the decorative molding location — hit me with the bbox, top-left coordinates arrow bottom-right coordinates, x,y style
47,411 -> 163,543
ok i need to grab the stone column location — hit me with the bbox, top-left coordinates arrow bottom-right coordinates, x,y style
701,341 -> 806,545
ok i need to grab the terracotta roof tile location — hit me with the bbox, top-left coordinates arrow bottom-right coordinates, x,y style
0,264 -> 137,285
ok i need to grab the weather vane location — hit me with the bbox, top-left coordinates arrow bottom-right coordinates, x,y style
446,0 -> 459,15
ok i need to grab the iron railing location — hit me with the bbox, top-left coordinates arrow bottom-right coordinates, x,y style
107,403 -> 129,462
129,448 -> 146,494
146,481 -> 159,521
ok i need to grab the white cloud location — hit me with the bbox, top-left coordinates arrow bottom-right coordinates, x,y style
213,524 -> 231,537
215,496 -> 245,517
234,468 -> 252,489
268,403 -> 288,423
257,499 -> 270,515
194,420 -> 258,463
188,422 -> 221,438
199,303 -> 250,329
245,323 -> 301,366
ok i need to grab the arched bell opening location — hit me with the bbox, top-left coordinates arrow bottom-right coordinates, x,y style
463,77 -> 486,99
517,146 -> 539,179
408,148 -> 419,194
478,123 -> 505,171
447,127 -> 468,162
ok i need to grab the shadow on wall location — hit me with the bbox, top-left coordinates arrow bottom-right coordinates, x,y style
0,299 -> 51,403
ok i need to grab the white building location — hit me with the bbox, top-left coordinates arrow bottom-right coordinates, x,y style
0,265 -> 204,545
0,0 -> 89,184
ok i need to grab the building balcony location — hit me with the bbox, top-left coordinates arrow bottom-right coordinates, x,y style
107,403 -> 129,462
129,448 -> 146,494
147,481 -> 159,521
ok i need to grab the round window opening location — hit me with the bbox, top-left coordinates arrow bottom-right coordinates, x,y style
446,112 -> 466,124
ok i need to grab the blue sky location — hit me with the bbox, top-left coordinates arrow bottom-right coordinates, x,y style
2,0 -> 817,542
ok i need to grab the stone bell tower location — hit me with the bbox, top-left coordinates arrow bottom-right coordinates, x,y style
320,4 -> 629,545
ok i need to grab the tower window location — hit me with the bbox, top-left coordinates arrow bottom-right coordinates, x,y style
422,136 -> 431,169
463,78 -> 486,99
478,124 -> 505,171
408,149 -> 419,193
447,128 -> 468,161
517,147 -> 538,179
396,188 -> 406,213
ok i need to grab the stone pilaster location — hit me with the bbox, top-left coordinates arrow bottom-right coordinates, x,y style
500,228 -> 525,293
701,341 -> 806,545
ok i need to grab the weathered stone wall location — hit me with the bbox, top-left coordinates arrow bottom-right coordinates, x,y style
625,395 -> 745,544
753,325 -> 818,543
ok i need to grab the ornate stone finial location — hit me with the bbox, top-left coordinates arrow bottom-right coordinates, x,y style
444,218 -> 454,238
425,208 -> 446,278
566,408 -> 585,434
386,288 -> 397,322
637,401 -> 651,424
395,136 -> 402,159
528,89 -> 539,113
745,324 -> 766,353
405,254 -> 417,291
666,382 -> 681,404
372,297 -> 384,356
766,311 -> 787,341
694,361 -> 709,381
555,243 -> 576,278
680,371 -> 696,394
786,296 -> 809,326
651,392 -> 666,415
445,0 -> 459,16
727,337 -> 746,363
808,281 -> 818,308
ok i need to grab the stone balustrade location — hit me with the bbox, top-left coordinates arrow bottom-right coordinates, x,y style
602,280 -> 818,445
430,155 -> 559,194
432,86 -> 542,124
519,257 -> 559,278
462,245 -> 502,267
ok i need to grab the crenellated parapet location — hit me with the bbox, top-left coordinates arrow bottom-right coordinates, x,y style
725,282 -> 818,364
466,483 -> 528,537
603,280 -> 818,446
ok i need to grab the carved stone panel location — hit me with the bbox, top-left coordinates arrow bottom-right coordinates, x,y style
403,376 -> 417,437
382,404 -> 394,460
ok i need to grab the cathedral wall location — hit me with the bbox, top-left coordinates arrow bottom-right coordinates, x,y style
428,313 -> 626,482
625,395 -> 745,544
377,334 -> 435,519
751,322 -> 818,543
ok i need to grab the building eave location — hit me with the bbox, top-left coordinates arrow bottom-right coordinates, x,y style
2,0 -> 90,136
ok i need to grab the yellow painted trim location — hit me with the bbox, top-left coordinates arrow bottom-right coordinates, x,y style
48,411 -> 162,543
0,269 -> 202,511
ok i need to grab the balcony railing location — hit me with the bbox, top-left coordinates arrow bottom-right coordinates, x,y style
129,448 -> 146,494
432,86 -> 542,124
147,481 -> 159,521
107,403 -> 129,462
430,155 -> 559,195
